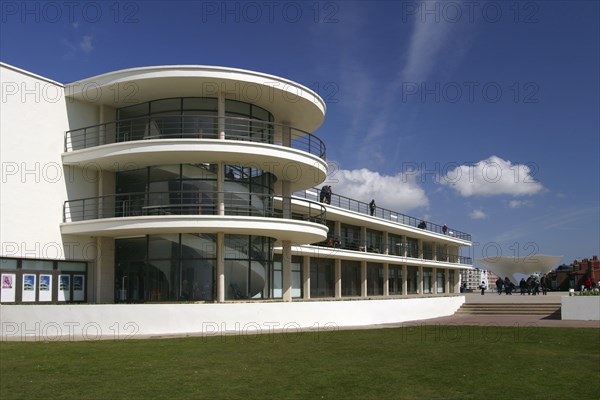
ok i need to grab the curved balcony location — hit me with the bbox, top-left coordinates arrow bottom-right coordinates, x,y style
61,191 -> 328,245
63,116 -> 327,193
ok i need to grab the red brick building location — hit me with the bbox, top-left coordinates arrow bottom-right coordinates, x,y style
548,256 -> 600,290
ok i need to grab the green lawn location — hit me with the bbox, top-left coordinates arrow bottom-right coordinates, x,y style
1,325 -> 598,399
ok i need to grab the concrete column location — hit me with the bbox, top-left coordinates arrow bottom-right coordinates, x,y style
383,263 -> 389,296
383,231 -> 389,254
418,239 -> 423,259
432,267 -> 438,294
95,237 -> 115,303
361,226 -> 367,252
334,259 -> 342,298
282,240 -> 292,302
402,265 -> 407,295
303,255 -> 311,299
433,243 -> 438,261
401,235 -> 407,258
453,270 -> 461,293
361,261 -> 367,297
445,268 -> 451,293
418,266 -> 424,295
334,221 -> 341,244
218,92 -> 226,140
216,232 -> 225,302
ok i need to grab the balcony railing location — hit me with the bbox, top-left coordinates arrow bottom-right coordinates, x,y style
295,188 -> 472,241
63,191 -> 326,225
64,115 -> 326,159
312,237 -> 472,265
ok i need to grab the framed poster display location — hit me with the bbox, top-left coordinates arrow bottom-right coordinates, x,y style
39,274 -> 53,302
22,274 -> 36,302
1,273 -> 16,302
73,275 -> 85,301
58,274 -> 71,302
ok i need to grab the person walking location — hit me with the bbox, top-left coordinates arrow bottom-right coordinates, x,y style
519,278 -> 527,295
495,276 -> 504,295
479,281 -> 486,295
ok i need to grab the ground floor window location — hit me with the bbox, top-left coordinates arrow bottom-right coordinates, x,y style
272,255 -> 303,298
437,269 -> 446,293
367,262 -> 384,296
341,260 -> 360,297
0,258 -> 87,303
423,268 -> 433,294
114,234 -> 273,302
407,266 -> 419,294
388,265 -> 403,294
310,258 -> 334,298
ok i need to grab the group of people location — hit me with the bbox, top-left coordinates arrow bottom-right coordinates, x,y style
494,275 -> 550,296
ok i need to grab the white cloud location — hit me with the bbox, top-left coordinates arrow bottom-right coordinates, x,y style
469,209 -> 488,220
324,167 -> 429,212
79,36 -> 94,53
509,200 -> 532,209
440,156 -> 544,197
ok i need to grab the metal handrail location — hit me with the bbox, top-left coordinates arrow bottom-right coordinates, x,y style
63,191 -> 326,225
295,188 -> 472,241
64,115 -> 326,159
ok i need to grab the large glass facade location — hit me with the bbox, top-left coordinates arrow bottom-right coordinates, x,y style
116,97 -> 274,142
114,234 -> 273,302
115,164 -> 275,217
423,267 -> 433,294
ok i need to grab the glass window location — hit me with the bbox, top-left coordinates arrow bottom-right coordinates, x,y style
226,99 -> 251,116
150,99 -> 181,114
310,258 -> 334,298
389,265 -> 403,294
148,234 -> 180,259
57,262 -> 86,272
118,103 -> 148,119
0,258 -> 18,270
21,260 -> 54,271
341,260 -> 360,297
183,98 -> 217,111
252,105 -> 269,121
367,262 -> 383,296
407,266 -> 419,294
437,270 -> 446,293
423,267 -> 433,294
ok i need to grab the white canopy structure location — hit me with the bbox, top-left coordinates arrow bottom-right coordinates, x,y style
477,255 -> 563,282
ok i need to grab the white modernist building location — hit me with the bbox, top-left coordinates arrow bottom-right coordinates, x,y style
0,63 -> 473,338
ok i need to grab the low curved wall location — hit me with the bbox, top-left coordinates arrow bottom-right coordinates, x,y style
0,296 -> 465,341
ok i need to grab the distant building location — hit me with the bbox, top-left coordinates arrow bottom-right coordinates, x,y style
547,256 -> 600,290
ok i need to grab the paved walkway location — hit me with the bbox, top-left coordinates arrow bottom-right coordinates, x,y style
403,291 -> 600,328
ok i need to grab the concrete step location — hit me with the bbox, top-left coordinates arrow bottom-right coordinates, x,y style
456,303 -> 561,317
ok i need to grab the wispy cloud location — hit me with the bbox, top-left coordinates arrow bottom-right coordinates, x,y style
469,209 -> 488,220
509,200 -> 532,209
79,36 -> 94,53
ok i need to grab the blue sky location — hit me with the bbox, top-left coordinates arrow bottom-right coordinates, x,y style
1,1 -> 598,267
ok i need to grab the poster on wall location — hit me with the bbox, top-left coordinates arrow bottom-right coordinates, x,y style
22,274 -> 36,302
1,273 -> 16,303
58,275 -> 71,302
38,274 -> 53,302
73,275 -> 85,301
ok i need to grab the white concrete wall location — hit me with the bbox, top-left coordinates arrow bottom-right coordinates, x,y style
0,296 -> 465,340
561,296 -> 600,320
0,64 -> 97,262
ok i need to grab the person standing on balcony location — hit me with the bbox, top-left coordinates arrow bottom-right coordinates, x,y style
369,199 -> 376,216
442,224 -> 448,234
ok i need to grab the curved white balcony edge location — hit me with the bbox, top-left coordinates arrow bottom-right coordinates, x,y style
60,215 -> 328,244
62,139 -> 328,193
65,65 -> 326,132
274,245 -> 472,268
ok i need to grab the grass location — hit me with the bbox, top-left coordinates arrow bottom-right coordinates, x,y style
1,325 -> 599,400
